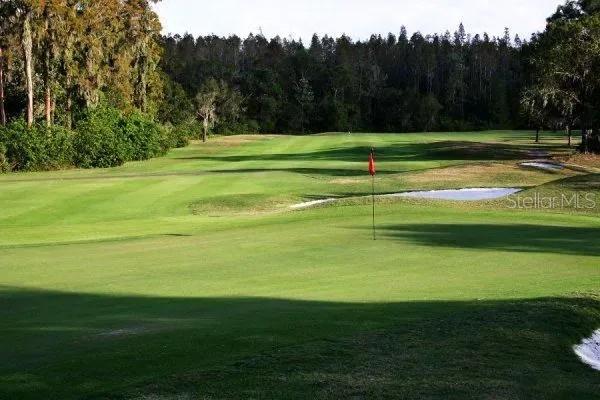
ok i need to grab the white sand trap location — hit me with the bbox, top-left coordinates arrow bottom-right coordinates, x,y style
389,188 -> 521,201
574,329 -> 600,371
521,162 -> 564,171
290,188 -> 521,209
289,198 -> 337,210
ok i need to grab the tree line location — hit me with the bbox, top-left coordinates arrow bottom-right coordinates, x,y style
161,25 -> 526,136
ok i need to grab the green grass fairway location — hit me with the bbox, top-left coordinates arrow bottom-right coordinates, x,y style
1,131 -> 599,399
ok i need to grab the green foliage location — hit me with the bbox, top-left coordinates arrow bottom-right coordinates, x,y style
0,142 -> 9,173
157,79 -> 195,126
524,2 -> 600,153
121,112 -> 167,161
73,107 -> 174,168
164,26 -> 525,134
0,106 -> 187,173
165,121 -> 194,147
0,120 -> 74,172
73,107 -> 128,168
214,120 -> 260,136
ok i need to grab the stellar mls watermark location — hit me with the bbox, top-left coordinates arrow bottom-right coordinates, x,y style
507,192 -> 597,209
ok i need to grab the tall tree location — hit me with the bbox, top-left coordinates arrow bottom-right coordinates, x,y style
22,5 -> 34,127
195,79 -> 219,142
294,75 -> 314,134
0,47 -> 6,126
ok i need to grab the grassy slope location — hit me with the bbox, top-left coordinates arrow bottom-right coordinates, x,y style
0,131 -> 599,399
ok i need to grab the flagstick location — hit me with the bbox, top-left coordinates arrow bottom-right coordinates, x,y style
372,173 -> 376,241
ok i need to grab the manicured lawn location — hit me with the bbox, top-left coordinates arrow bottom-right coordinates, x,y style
0,131 -> 599,399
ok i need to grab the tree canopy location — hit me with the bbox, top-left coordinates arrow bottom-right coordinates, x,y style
524,0 -> 600,152
161,25 -> 526,134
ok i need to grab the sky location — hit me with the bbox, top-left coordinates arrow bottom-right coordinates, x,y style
154,0 -> 563,43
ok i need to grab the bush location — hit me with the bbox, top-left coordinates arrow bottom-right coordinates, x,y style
0,120 -> 74,171
0,108 -> 183,172
120,112 -> 167,161
73,107 -> 127,168
164,121 -> 193,148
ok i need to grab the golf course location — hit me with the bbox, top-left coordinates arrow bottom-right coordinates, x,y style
1,130 -> 599,399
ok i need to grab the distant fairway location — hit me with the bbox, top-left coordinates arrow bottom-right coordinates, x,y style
1,131 -> 599,399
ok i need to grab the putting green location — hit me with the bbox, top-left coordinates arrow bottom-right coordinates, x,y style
0,131 -> 599,399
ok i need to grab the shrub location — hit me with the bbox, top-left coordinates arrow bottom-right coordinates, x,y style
165,121 -> 193,148
120,112 -> 167,161
0,108 -> 181,173
0,120 -> 74,171
45,125 -> 75,168
73,107 -> 127,168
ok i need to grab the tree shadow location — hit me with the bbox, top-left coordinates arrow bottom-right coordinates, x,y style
210,167 -> 399,177
544,173 -> 600,190
177,141 -> 560,165
0,287 -> 598,399
377,223 -> 600,256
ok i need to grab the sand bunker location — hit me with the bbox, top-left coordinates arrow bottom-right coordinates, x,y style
520,162 -> 564,171
289,198 -> 337,210
574,329 -> 600,371
290,188 -> 521,209
388,188 -> 521,201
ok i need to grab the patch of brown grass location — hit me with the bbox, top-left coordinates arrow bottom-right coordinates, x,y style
403,163 -> 575,188
561,153 -> 600,171
212,135 -> 278,147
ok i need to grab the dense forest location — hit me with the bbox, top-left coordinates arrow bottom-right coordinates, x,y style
0,0 -> 599,173
161,25 -> 526,135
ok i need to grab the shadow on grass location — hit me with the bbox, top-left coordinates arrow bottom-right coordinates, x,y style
176,141 -> 571,178
178,141 -> 565,164
210,167 -> 399,177
378,223 -> 600,256
0,287 -> 598,399
541,173 -> 600,190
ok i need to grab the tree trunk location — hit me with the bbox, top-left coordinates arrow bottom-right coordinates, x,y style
22,13 -> 34,128
535,128 -> 540,143
66,87 -> 73,130
0,47 -> 6,126
202,118 -> 208,142
581,128 -> 588,154
567,125 -> 571,147
44,8 -> 52,127
45,87 -> 52,127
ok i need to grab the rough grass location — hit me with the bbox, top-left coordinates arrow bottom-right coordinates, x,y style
562,153 -> 600,171
0,131 -> 599,399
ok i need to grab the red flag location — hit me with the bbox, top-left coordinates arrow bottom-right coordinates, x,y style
368,151 -> 376,176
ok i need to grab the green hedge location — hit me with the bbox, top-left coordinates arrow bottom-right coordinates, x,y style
120,112 -> 169,161
0,120 -> 74,171
164,121 -> 193,148
73,107 -> 127,168
0,107 -> 192,173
